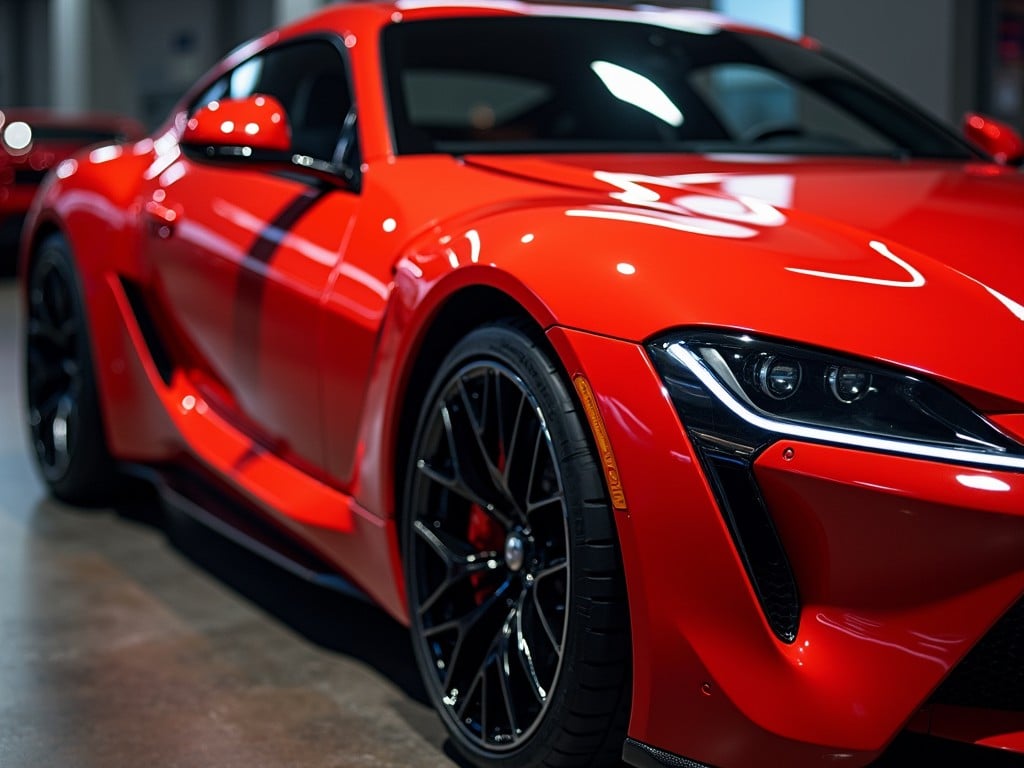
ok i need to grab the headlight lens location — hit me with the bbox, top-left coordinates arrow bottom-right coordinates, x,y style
648,330 -> 1024,468
647,330 -> 1024,643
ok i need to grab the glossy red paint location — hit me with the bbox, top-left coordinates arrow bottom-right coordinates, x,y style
18,3 -> 1024,767
184,94 -> 292,153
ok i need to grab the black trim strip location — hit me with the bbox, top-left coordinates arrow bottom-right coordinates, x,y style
120,278 -> 175,385
233,187 -> 330,385
622,738 -> 715,768
120,462 -> 370,602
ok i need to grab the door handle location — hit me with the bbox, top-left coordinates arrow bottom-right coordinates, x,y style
144,200 -> 180,239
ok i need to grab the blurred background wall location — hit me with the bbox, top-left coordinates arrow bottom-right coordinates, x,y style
0,0 -> 1021,134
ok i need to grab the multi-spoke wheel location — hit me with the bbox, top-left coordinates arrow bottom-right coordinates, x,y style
403,322 -> 630,768
25,233 -> 114,502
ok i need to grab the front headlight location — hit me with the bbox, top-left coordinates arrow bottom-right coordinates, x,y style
647,330 -> 1024,643
648,330 -> 1024,470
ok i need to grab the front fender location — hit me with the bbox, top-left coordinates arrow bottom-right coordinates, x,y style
23,141 -> 154,280
393,195 -> 1024,407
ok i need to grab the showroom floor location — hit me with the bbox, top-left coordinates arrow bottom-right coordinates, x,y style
0,275 -> 457,767
0,274 -> 1016,768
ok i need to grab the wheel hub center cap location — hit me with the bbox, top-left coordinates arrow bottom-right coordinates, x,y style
504,533 -> 526,572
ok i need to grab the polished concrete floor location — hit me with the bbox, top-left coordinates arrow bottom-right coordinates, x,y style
0,275 -> 456,766
0,273 -> 1016,768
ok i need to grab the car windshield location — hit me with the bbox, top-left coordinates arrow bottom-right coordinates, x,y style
382,15 -> 976,159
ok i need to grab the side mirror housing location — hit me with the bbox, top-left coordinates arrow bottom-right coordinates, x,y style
183,94 -> 291,155
962,112 -> 1024,165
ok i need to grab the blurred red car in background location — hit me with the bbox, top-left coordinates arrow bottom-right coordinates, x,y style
0,108 -> 144,267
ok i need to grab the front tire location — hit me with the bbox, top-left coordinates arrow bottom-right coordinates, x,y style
403,322 -> 630,768
24,233 -> 116,503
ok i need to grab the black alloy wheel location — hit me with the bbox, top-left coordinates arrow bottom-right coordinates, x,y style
25,233 -> 114,502
404,322 -> 630,768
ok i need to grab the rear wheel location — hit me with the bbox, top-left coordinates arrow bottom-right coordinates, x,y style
25,233 -> 116,503
403,322 -> 630,768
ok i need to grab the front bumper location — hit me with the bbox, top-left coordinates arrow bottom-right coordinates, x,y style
547,326 -> 1024,768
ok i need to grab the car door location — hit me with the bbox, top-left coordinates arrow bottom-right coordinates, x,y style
141,38 -> 360,473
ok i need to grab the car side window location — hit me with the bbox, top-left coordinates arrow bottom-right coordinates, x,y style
190,39 -> 355,167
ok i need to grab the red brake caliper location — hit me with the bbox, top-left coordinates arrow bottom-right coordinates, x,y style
467,506 -> 505,605
466,442 -> 508,604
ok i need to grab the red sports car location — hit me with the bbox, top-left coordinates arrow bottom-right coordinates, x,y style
19,3 -> 1024,767
1,108 -> 144,261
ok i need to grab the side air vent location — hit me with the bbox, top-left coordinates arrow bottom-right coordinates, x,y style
702,453 -> 800,642
119,278 -> 174,384
648,339 -> 802,644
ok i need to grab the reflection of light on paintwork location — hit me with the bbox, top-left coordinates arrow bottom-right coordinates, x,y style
675,193 -> 785,226
173,218 -> 244,266
144,139 -> 181,180
382,218 -> 397,232
596,171 -> 666,205
590,61 -> 683,127
956,474 -> 1011,492
616,262 -> 636,275
722,174 -> 794,209
665,170 -> 1022,323
668,172 -> 729,185
212,199 -> 387,299
465,229 -> 481,262
55,159 -> 78,179
395,0 -> 721,33
815,613 -> 951,668
980,284 -> 1024,322
159,160 -> 186,188
154,130 -> 178,156
438,231 -> 482,267
594,170 -> 785,227
89,145 -> 123,164
567,206 -> 757,239
602,395 -> 655,444
787,240 -> 925,288
336,262 -> 388,299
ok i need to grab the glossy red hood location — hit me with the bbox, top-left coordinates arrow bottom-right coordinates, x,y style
455,153 -> 1024,405
465,153 -> 1024,297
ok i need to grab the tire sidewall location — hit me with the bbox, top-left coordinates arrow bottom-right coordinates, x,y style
25,234 -> 112,502
403,322 -> 625,768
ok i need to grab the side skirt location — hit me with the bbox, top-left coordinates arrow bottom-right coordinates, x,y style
120,462 -> 371,603
622,738 -> 715,768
